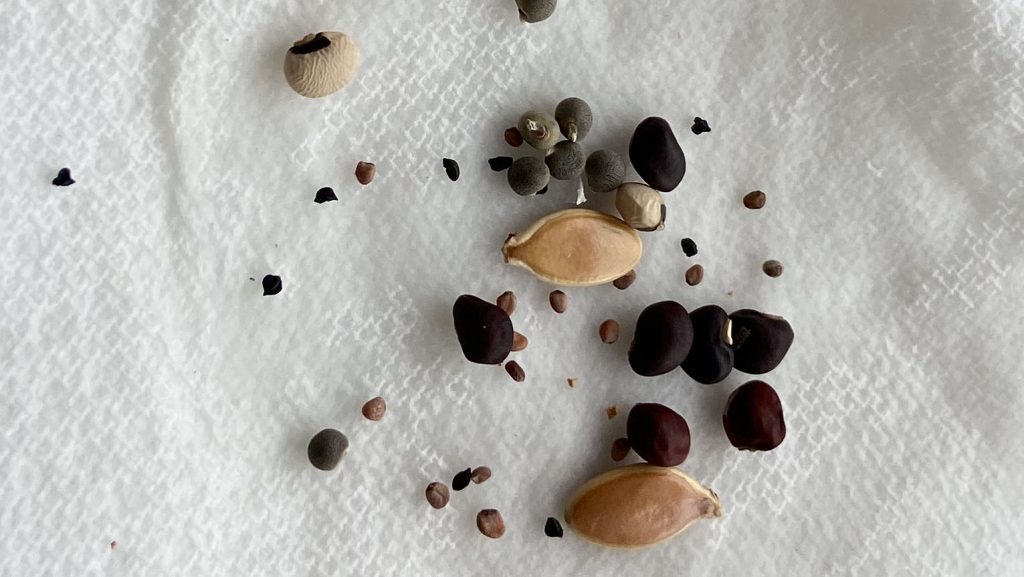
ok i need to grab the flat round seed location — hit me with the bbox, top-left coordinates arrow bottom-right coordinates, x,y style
425,482 -> 450,509
512,332 -> 529,352
613,270 -> 637,290
763,260 -> 784,277
471,466 -> 492,484
496,291 -> 517,316
361,396 -> 386,421
477,509 -> 506,539
355,161 -> 376,185
443,158 -> 460,181
610,437 -> 631,461
685,265 -> 704,286
549,290 -> 568,313
599,319 -> 620,344
743,190 -> 766,209
505,360 -> 526,382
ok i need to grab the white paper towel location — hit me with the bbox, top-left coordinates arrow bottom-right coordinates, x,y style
1,0 -> 1023,575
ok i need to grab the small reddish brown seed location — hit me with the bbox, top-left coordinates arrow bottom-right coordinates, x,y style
743,190 -> 766,209
505,361 -> 526,382
599,319 -> 620,344
361,396 -> 386,421
567,378 -> 578,388
477,509 -> 506,539
471,466 -> 492,484
685,264 -> 704,286
355,161 -> 376,185
425,482 -> 450,509
496,291 -> 517,316
504,127 -> 524,147
606,406 -> 619,419
613,270 -> 637,290
610,437 -> 631,461
549,290 -> 568,313
763,260 -> 784,278
512,332 -> 528,352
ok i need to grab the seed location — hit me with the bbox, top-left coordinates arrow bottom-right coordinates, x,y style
507,156 -> 550,196
361,396 -> 386,421
425,482 -> 450,509
355,161 -> 376,185
512,332 -> 529,351
564,465 -> 721,549
628,301 -> 693,377
442,158 -> 460,181
599,319 -> 620,344
110,541 -> 116,550
549,290 -> 568,313
626,403 -> 690,467
743,190 -> 766,209
685,264 -> 704,286
762,260 -> 784,278
471,466 -> 492,484
496,291 -> 517,316
262,275 -> 283,296
723,380 -> 786,451
566,378 -> 578,388
728,309 -> 794,374
52,167 -> 75,186
504,126 -> 524,147
476,509 -> 506,539
555,97 -> 593,142
452,468 -> 473,491
613,270 -> 637,290
610,437 -> 631,461
680,238 -> 698,257
681,305 -> 734,385
314,187 -> 337,204
691,117 -> 711,135
545,140 -> 585,180
544,517 -> 564,538
453,295 -> 514,365
515,0 -> 557,23
616,182 -> 666,231
503,209 -> 643,286
505,360 -> 526,382
489,156 -> 514,171
307,429 -> 349,471
518,110 -> 560,150
284,32 -> 359,98
629,117 -> 686,192
606,405 -> 618,419
585,150 -> 625,193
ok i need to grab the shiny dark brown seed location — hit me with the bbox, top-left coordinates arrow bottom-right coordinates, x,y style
763,260 -> 784,278
511,332 -> 528,352
723,380 -> 786,451
361,396 -> 386,421
626,403 -> 690,467
489,156 -> 514,171
628,301 -> 693,377
612,270 -> 637,290
262,275 -> 283,296
504,127 -> 524,147
728,309 -> 794,374
629,117 -> 686,192
471,466 -> 492,484
52,167 -> 75,186
544,517 -> 564,538
452,468 -> 473,491
681,305 -> 734,385
425,482 -> 450,509
496,291 -> 517,316
453,295 -> 514,365
477,509 -> 506,539
681,237 -> 698,257
314,187 -> 338,203
685,264 -> 704,286
355,161 -> 376,185
610,437 -> 631,461
505,360 -> 526,382
743,190 -> 766,209
443,158 -> 460,181
599,319 -> 620,344
549,290 -> 568,313
307,429 -> 348,471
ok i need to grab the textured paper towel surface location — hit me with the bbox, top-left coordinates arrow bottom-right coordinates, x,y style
1,0 -> 1023,575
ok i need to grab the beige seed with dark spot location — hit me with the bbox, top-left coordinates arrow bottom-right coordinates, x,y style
685,264 -> 704,286
599,319 -> 620,344
505,361 -> 526,382
549,290 -> 567,313
512,332 -> 528,352
610,437 -> 631,462
496,291 -> 517,316
471,466 -> 492,484
361,396 -> 386,421
743,190 -> 767,209
355,161 -> 376,185
763,260 -> 784,278
425,482 -> 450,510
476,509 -> 506,539
613,270 -> 636,290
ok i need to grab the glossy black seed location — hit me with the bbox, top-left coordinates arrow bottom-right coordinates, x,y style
489,156 -> 514,171
544,517 -> 564,538
628,117 -> 686,192
452,467 -> 473,491
681,238 -> 698,257
453,295 -> 514,365
52,168 -> 75,186
628,301 -> 693,377
443,158 -> 460,181
290,33 -> 331,54
723,380 -> 786,451
729,309 -> 794,374
691,117 -> 711,135
307,429 -> 348,471
262,275 -> 283,296
682,305 -> 734,384
626,403 -> 691,467
314,187 -> 337,203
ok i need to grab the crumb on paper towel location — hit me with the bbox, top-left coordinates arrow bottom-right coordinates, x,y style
567,378 -> 577,388
606,405 -> 618,419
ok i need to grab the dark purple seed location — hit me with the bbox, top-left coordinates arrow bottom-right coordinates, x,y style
682,305 -> 734,384
489,156 -> 514,171
723,380 -> 786,451
629,117 -> 686,192
452,467 -> 472,491
681,238 -> 698,257
443,158 -> 460,181
691,117 -> 711,135
628,301 -> 693,377
262,275 -> 283,296
314,187 -> 337,203
626,403 -> 690,467
52,168 -> 75,186
453,295 -> 514,365
544,517 -> 564,538
729,310 -> 794,374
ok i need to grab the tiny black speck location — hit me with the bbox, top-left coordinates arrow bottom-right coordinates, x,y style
691,117 -> 711,135
488,156 -> 514,172
262,275 -> 283,296
544,517 -> 564,538
314,187 -> 337,204
443,158 -> 460,182
536,185 -> 548,195
52,168 -> 75,186
681,238 -> 698,257
452,467 -> 472,491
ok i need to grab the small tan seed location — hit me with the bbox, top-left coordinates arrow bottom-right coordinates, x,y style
355,161 -> 376,185
496,291 -> 517,316
477,509 -> 506,539
685,264 -> 704,286
763,260 -> 784,278
567,378 -> 578,388
613,270 -> 637,290
283,32 -> 359,98
599,319 -> 620,344
505,361 -> 526,382
549,290 -> 568,313
512,332 -> 528,352
361,396 -> 386,421
425,482 -> 450,509
610,437 -> 631,462
743,190 -> 767,209
471,466 -> 492,484
606,405 -> 618,419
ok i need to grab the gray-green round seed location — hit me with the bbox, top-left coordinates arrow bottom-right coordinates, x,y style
507,157 -> 550,196
307,429 -> 348,471
555,97 -> 593,142
585,150 -> 625,193
518,110 -> 560,151
515,0 -> 557,23
545,141 -> 585,181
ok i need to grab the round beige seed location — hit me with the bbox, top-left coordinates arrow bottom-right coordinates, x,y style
284,32 -> 360,98
471,466 -> 492,484
476,509 -> 506,539
599,319 -> 620,344
425,482 -> 450,509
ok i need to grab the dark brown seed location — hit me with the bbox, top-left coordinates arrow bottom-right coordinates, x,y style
629,117 -> 686,192
599,319 -> 620,344
610,437 -> 631,461
723,380 -> 786,451
453,295 -> 514,365
763,260 -> 784,278
613,270 -> 637,290
443,158 -> 460,181
512,332 -> 529,352
314,187 -> 338,204
109,541 -> 117,550
628,301 -> 694,377
729,310 -> 794,374
606,405 -> 618,419
496,291 -> 517,316
566,378 -> 578,388
425,482 -> 450,509
355,161 -> 376,185
505,360 -> 526,382
476,509 -> 506,539
262,275 -> 283,296
471,466 -> 492,484
361,396 -> 386,421
685,264 -> 704,286
52,167 -> 75,186
627,403 -> 690,467
549,290 -> 568,313
681,305 -> 734,385
681,237 -> 698,257
743,190 -> 766,209
544,517 -> 564,538
307,429 -> 349,471
504,126 -> 524,147
452,468 -> 473,491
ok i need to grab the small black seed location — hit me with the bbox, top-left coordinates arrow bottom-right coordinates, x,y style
314,187 -> 337,203
536,185 -> 548,195
290,33 -> 331,55
443,158 -> 460,181
262,275 -> 283,296
681,238 -> 698,257
544,517 -> 564,538
52,168 -> 75,186
452,467 -> 473,491
691,117 -> 711,135
489,156 -> 514,171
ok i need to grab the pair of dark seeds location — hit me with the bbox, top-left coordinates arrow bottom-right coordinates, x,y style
453,466 -> 493,491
